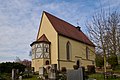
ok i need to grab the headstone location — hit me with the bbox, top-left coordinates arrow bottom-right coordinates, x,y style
12,69 -> 16,80
16,69 -> 19,74
79,68 -> 83,80
48,64 -> 57,80
25,68 -> 28,72
48,72 -> 56,79
67,67 -> 83,80
19,76 -> 22,80
51,64 -> 57,73
39,67 -> 44,75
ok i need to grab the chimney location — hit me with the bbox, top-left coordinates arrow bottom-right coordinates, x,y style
76,26 -> 81,31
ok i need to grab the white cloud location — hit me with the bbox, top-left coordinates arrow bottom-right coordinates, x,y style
0,0 -> 120,62
0,0 -> 38,62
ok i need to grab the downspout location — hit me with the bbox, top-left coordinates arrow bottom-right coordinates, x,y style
58,34 -> 60,71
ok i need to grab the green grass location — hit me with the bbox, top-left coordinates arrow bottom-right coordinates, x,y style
0,73 -> 40,80
89,73 -> 104,80
23,75 -> 39,80
0,73 -> 11,80
88,73 -> 120,80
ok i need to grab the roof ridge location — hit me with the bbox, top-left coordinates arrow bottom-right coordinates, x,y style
44,11 -> 84,35
43,11 -> 77,29
43,11 -> 95,47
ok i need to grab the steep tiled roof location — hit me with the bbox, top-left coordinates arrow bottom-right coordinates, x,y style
44,11 -> 95,47
30,34 -> 50,46
37,34 -> 50,42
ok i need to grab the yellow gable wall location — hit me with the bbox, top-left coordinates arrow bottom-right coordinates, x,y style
58,35 -> 95,69
32,13 -> 58,71
37,13 -> 58,64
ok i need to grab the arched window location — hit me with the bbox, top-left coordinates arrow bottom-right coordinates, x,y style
45,60 -> 49,65
66,42 -> 71,60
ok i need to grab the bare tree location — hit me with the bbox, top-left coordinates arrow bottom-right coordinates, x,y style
86,10 -> 120,73
107,12 -> 120,55
86,10 -> 108,73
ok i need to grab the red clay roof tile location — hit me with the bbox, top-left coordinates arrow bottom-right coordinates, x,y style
44,11 -> 95,47
37,34 -> 50,43
30,34 -> 50,46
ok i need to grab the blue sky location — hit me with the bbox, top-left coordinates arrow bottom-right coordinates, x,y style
0,0 -> 120,62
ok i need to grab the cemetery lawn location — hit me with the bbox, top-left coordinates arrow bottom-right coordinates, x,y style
89,73 -> 120,80
0,73 -> 11,80
23,75 -> 39,80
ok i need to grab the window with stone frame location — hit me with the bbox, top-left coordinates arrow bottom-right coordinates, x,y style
66,41 -> 71,60
86,47 -> 90,59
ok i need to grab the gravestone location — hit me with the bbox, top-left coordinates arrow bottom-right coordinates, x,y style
48,64 -> 57,80
39,64 -> 57,80
39,67 -> 44,75
16,69 -> 19,74
39,67 -> 46,79
19,76 -> 22,80
67,67 -> 83,80
25,68 -> 28,72
12,69 -> 16,80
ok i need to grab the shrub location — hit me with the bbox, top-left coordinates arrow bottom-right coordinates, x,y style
57,73 -> 67,80
87,65 -> 95,74
115,64 -> 120,69
95,54 -> 104,68
108,54 -> 118,70
0,62 -> 26,73
22,74 -> 32,78
0,73 -> 11,80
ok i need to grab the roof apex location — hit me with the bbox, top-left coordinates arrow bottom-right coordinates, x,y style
30,34 -> 50,46
37,34 -> 50,43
